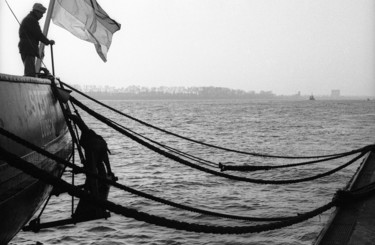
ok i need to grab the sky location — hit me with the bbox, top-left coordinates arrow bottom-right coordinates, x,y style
1,0 -> 374,96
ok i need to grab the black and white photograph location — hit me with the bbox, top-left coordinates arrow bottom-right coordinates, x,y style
0,0 -> 374,244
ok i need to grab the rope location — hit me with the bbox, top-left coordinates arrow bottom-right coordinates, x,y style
219,146 -> 371,172
333,182 -> 375,207
70,97 -> 368,185
4,0 -> 21,24
66,93 -> 371,172
4,145 -> 375,234
1,131 -> 374,234
0,146 -> 338,234
103,116 -> 370,172
61,81 -> 364,160
106,118 -> 218,168
49,80 -> 86,166
104,116 -> 367,173
0,127 -> 297,222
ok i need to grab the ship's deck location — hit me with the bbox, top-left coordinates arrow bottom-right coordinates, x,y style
315,151 -> 375,245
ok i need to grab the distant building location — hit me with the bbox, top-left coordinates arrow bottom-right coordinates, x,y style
331,89 -> 340,98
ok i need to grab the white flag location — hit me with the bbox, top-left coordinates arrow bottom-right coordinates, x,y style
52,0 -> 121,62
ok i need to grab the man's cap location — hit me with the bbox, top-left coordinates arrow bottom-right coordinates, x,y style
33,3 -> 47,13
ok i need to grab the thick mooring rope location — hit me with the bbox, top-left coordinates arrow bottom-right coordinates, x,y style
0,146 -> 336,234
70,97 -> 369,185
0,127 -> 296,222
219,145 -> 374,172
2,146 -> 375,234
107,118 -> 218,168
62,81 -> 363,160
91,112 -> 368,172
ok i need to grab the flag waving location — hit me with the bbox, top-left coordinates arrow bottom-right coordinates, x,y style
52,0 -> 121,62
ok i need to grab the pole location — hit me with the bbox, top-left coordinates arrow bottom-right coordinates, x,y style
50,44 -> 55,76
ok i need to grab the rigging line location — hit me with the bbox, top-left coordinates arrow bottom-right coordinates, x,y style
105,115 -> 366,171
5,0 -> 20,24
0,128 -> 302,222
0,146 -> 339,234
75,106 -> 363,171
105,117 -> 218,168
107,118 -> 216,166
162,144 -> 218,168
8,145 -> 375,234
88,112 -> 217,168
61,96 -> 90,166
70,97 -> 368,185
61,81 -> 360,159
33,151 -> 73,222
219,149 -> 363,172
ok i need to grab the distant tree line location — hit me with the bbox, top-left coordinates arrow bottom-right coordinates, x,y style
72,85 -> 282,100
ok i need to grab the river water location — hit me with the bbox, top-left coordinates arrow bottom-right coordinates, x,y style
12,99 -> 375,245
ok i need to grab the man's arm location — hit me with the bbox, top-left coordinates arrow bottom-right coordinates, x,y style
30,17 -> 53,45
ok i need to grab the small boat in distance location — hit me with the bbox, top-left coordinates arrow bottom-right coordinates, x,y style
309,94 -> 316,100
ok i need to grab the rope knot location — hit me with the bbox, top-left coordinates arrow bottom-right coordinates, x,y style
333,189 -> 353,207
362,144 -> 375,153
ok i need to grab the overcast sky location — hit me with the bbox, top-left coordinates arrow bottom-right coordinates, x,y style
1,0 -> 374,96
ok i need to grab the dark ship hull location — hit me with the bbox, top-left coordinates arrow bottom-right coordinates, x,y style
0,73 -> 72,244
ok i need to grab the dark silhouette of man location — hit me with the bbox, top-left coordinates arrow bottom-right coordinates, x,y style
18,3 -> 55,77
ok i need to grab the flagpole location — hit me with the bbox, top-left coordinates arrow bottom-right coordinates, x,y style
36,0 -> 56,73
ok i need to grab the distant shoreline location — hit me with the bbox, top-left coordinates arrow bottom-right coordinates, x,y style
71,84 -> 374,101
74,92 -> 373,101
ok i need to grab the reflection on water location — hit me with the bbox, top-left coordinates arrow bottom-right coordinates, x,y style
13,99 -> 375,245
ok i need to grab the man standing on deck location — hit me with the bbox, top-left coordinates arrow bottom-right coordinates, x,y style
18,3 -> 55,77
